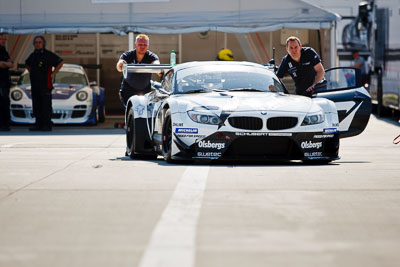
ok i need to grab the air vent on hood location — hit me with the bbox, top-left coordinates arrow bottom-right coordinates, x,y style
228,116 -> 263,130
267,117 -> 298,130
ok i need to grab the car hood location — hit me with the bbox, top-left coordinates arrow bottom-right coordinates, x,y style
14,84 -> 86,100
174,91 -> 314,113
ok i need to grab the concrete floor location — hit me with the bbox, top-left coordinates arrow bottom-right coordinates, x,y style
0,115 -> 399,267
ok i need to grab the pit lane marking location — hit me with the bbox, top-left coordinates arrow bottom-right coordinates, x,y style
0,143 -> 27,148
138,166 -> 210,267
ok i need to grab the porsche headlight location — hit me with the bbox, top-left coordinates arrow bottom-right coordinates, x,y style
76,91 -> 88,101
11,90 -> 23,101
187,110 -> 222,125
302,111 -> 325,126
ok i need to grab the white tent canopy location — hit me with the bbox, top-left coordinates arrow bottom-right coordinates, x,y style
0,0 -> 340,35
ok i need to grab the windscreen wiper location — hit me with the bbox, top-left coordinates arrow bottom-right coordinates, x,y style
183,89 -> 211,94
228,88 -> 265,92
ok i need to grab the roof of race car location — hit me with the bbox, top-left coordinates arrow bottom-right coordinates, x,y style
172,61 -> 272,73
21,63 -> 85,75
60,64 -> 85,73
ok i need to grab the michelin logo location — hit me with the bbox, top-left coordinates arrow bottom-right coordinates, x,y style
323,128 -> 338,134
175,128 -> 198,134
301,141 -> 323,149
197,140 -> 225,150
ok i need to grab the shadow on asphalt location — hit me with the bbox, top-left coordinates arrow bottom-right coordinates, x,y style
110,156 -> 346,167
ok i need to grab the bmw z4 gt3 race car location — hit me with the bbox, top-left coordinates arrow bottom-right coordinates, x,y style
10,64 -> 105,125
124,61 -> 371,163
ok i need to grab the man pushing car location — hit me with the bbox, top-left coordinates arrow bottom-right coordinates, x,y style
276,36 -> 325,97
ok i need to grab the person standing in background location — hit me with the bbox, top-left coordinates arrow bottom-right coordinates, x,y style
0,33 -> 13,131
25,36 -> 64,131
351,50 -> 369,85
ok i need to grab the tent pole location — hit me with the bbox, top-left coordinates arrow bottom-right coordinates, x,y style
51,34 -> 55,52
224,33 -> 227,49
129,32 -> 134,51
178,34 -> 182,64
330,21 -> 337,68
96,33 -> 100,86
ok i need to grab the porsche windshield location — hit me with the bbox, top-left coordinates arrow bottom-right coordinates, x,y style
18,71 -> 88,86
175,65 -> 285,94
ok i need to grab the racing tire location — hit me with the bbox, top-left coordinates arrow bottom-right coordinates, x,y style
91,114 -> 98,126
126,109 -> 138,159
162,109 -> 174,163
98,105 -> 105,123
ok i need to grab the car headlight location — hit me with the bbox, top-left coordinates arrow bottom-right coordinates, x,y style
11,90 -> 23,101
187,110 -> 222,125
76,91 -> 88,101
302,111 -> 325,126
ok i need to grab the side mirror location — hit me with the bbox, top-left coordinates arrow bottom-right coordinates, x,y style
151,81 -> 170,95
89,81 -> 97,87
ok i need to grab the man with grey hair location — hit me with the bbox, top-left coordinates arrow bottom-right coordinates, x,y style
116,34 -> 160,107
276,36 -> 325,97
0,33 -> 13,131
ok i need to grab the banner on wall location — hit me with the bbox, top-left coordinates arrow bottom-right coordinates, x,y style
55,34 -> 96,58
92,0 -> 169,3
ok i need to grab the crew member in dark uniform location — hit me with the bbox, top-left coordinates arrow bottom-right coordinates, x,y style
25,36 -> 64,131
116,34 -> 160,107
276,36 -> 325,97
0,33 -> 13,131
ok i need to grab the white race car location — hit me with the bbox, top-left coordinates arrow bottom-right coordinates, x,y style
10,64 -> 105,125
124,61 -> 371,163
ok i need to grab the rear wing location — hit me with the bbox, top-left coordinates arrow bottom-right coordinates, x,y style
123,64 -> 172,78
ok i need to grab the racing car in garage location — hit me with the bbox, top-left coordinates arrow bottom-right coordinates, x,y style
124,61 -> 371,163
10,64 -> 105,125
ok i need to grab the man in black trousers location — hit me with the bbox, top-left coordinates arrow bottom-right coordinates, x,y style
0,33 -> 13,131
25,36 -> 64,131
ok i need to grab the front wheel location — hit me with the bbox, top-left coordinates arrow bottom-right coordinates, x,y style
97,105 -> 105,123
126,109 -> 137,159
162,109 -> 174,163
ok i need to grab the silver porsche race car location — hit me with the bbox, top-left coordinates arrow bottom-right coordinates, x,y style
10,64 -> 105,125
124,61 -> 371,163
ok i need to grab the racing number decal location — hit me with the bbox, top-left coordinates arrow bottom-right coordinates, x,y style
335,101 -> 362,132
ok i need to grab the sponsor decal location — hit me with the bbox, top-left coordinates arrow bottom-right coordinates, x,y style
176,134 -> 206,138
173,122 -> 183,127
304,152 -> 323,157
197,152 -> 222,158
394,134 -> 400,145
175,128 -> 198,134
301,141 -> 323,149
135,105 -> 145,116
323,128 -> 338,134
268,133 -> 293,137
313,134 -> 334,139
197,140 -> 225,150
236,132 -> 269,137
235,132 -> 292,137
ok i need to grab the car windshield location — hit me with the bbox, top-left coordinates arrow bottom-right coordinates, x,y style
174,65 -> 285,94
18,71 -> 88,86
